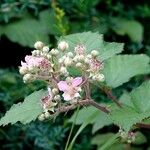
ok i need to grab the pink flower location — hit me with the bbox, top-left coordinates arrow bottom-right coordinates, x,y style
21,55 -> 50,69
57,77 -> 82,101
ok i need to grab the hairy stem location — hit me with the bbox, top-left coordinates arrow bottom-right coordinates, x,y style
54,99 -> 110,115
101,86 -> 122,108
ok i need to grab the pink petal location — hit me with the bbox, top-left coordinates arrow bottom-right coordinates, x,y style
72,77 -> 82,87
25,55 -> 32,62
57,81 -> 68,91
62,92 -> 72,101
21,61 -> 27,67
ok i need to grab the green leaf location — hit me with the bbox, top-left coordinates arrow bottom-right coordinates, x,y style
119,91 -> 134,107
112,18 -> 143,43
130,81 -> 150,113
3,18 -> 49,47
0,90 -> 47,126
133,132 -> 147,145
92,133 -> 120,150
39,10 -> 62,35
99,42 -> 124,61
92,111 -> 112,133
109,105 -> 150,132
69,106 -> 112,133
61,32 -> 124,60
103,54 -> 150,88
62,31 -> 103,53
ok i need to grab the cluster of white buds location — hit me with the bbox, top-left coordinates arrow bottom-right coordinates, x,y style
19,41 -> 59,83
119,129 -> 136,143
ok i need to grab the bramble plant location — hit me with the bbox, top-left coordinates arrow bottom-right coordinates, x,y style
0,32 -> 150,149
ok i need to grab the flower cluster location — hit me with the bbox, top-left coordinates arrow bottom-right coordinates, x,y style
119,129 -> 136,143
19,40 -> 105,120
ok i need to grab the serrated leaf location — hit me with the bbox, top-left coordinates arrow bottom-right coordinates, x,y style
109,105 -> 150,132
119,91 -> 134,107
69,106 -> 112,133
92,112 -> 112,133
3,18 -> 49,47
103,54 -> 150,88
130,81 -> 150,113
99,42 -> 124,61
112,18 -> 143,43
133,132 -> 147,145
0,90 -> 47,126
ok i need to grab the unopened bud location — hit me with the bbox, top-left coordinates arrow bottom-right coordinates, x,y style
58,41 -> 69,51
87,54 -> 92,59
67,52 -> 74,58
43,46 -> 49,52
44,111 -> 50,118
78,55 -> 84,61
23,74 -> 33,82
52,88 -> 59,94
60,66 -> 68,74
76,62 -> 82,68
47,54 -> 52,59
54,95 -> 61,101
19,67 -> 28,75
91,50 -> 99,57
50,49 -> 59,55
38,113 -> 45,121
64,57 -> 72,66
34,41 -> 44,50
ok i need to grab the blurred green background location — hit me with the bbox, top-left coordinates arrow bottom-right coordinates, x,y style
0,0 -> 150,149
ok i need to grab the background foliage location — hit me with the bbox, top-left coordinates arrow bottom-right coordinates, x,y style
0,0 -> 150,149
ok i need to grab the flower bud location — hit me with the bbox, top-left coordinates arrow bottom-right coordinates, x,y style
58,41 -> 69,51
91,50 -> 99,57
67,52 -> 74,58
76,62 -> 82,68
42,46 -> 49,52
52,88 -> 59,94
34,41 -> 44,50
47,54 -> 52,60
84,58 -> 90,64
54,95 -> 61,101
44,111 -> 50,118
38,113 -> 45,121
60,66 -> 68,74
78,55 -> 84,61
64,57 -> 72,66
23,74 -> 33,82
50,48 -> 59,55
87,54 -> 92,59
97,74 -> 105,81
19,67 -> 28,75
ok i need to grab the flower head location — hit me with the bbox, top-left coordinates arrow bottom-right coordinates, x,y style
57,77 -> 82,101
21,55 -> 50,70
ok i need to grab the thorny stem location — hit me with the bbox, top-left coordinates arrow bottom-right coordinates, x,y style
136,123 -> 150,129
54,99 -> 110,115
101,86 -> 122,108
82,76 -> 91,99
